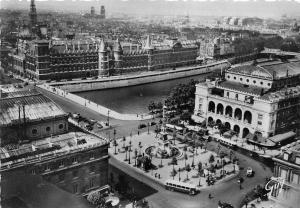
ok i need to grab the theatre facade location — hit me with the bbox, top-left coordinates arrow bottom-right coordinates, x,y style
192,58 -> 300,147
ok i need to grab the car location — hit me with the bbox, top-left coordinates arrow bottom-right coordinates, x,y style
72,113 -> 80,119
246,167 -> 254,177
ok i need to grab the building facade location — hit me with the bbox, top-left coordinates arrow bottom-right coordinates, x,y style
270,143 -> 300,208
199,37 -> 235,60
9,36 -> 199,80
0,89 -> 109,198
192,58 -> 300,144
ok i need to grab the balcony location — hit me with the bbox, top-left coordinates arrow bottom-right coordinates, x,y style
210,94 -> 254,107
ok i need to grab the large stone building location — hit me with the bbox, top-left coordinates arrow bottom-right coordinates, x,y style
192,57 -> 300,147
270,142 -> 300,208
0,89 -> 109,199
199,37 -> 235,60
9,36 -> 199,80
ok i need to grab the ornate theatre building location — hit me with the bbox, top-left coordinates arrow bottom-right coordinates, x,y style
193,57 -> 300,147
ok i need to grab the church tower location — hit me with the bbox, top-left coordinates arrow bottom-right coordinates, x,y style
98,39 -> 109,76
29,0 -> 37,33
113,38 -> 123,72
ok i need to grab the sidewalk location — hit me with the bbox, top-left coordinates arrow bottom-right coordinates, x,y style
241,199 -> 285,208
208,128 -> 281,157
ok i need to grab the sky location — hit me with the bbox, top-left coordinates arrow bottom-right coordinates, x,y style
1,0 -> 300,18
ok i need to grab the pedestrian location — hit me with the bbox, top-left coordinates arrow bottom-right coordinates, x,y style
138,131 -> 140,135
208,193 -> 212,199
158,174 -> 160,179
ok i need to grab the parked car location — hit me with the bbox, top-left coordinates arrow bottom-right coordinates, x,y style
246,167 -> 254,177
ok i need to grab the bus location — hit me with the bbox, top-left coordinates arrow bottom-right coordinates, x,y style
164,179 -> 198,195
165,124 -> 184,135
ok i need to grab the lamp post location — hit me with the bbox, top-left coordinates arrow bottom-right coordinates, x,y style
107,110 -> 110,126
128,141 -> 132,164
147,122 -> 150,134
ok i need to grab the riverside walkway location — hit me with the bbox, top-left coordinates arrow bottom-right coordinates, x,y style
38,84 -> 153,121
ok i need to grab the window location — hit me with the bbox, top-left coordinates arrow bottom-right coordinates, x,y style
257,121 -> 262,125
258,114 -> 263,119
73,170 -> 79,178
267,83 -> 271,86
73,183 -> 78,193
58,160 -> 64,168
260,82 -> 263,85
89,178 -> 95,189
90,165 -> 95,173
292,173 -> 299,184
246,79 -> 249,82
72,157 -> 78,164
90,152 -> 95,160
46,126 -> 51,132
45,164 -> 50,172
296,157 -> 300,165
59,124 -> 64,129
253,80 -> 256,84
226,92 -> 229,97
234,76 -> 236,80
240,78 -> 243,81
59,174 -> 65,182
227,75 -> 230,79
32,129 -> 38,135
235,94 -> 238,100
283,153 -> 289,161
31,169 -> 36,175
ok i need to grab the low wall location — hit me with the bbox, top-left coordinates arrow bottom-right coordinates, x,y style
51,61 -> 230,92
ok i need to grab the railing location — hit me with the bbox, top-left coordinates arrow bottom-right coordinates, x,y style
210,94 -> 254,107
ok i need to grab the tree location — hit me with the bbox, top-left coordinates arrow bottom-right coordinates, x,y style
138,141 -> 142,156
209,154 -> 215,164
171,168 -> 177,180
171,156 -> 177,171
183,146 -> 188,166
198,162 -> 203,176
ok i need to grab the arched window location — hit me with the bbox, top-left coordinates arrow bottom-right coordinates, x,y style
234,108 -> 242,120
244,111 -> 252,124
216,103 -> 224,115
46,127 -> 51,132
208,101 -> 215,113
225,106 -> 233,117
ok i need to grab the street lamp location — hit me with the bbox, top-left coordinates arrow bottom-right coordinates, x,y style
147,122 -> 150,134
107,110 -> 110,126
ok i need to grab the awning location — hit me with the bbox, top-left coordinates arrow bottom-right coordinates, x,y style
269,131 -> 296,144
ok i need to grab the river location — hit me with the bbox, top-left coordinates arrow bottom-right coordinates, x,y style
76,73 -> 211,114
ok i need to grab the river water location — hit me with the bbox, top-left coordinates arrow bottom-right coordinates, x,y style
76,74 -> 210,114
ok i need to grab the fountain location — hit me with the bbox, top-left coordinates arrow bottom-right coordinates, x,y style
145,134 -> 180,159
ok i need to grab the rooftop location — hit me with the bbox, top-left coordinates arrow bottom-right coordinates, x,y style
227,60 -> 300,80
0,89 -> 67,126
217,80 -> 264,96
0,131 -> 108,166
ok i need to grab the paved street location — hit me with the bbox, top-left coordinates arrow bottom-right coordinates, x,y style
38,87 -> 273,208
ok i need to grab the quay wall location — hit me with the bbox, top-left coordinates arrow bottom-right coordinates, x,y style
50,61 -> 230,92
38,61 -> 230,121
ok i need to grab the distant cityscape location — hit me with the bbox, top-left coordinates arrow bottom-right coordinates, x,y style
0,1 -> 300,208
